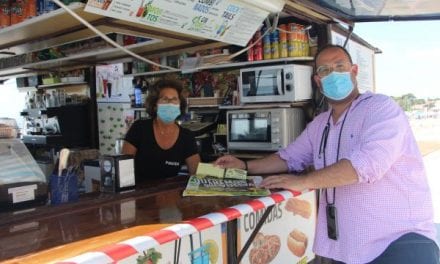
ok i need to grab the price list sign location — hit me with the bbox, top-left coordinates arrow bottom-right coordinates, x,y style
85,0 -> 271,46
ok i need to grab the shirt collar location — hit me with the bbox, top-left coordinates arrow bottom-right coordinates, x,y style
351,91 -> 374,110
327,91 -> 374,125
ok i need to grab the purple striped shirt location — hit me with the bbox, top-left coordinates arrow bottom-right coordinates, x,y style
278,92 -> 437,263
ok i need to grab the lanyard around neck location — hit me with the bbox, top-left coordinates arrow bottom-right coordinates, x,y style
320,106 -> 351,205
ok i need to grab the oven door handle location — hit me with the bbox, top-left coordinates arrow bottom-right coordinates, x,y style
276,69 -> 284,95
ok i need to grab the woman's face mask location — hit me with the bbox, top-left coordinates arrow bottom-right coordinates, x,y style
321,71 -> 354,101
157,104 -> 181,123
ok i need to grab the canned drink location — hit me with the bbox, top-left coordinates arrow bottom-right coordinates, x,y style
253,30 -> 262,47
263,42 -> 272,60
263,34 -> 271,45
288,39 -> 295,57
45,0 -> 56,12
278,24 -> 287,42
270,29 -> 279,43
27,0 -> 37,18
253,29 -> 262,42
253,45 -> 263,61
262,27 -> 271,44
280,41 -> 288,58
37,0 -> 44,15
287,23 -> 296,41
10,1 -> 25,25
303,32 -> 310,56
271,41 -> 279,59
248,43 -> 254,61
0,1 -> 11,28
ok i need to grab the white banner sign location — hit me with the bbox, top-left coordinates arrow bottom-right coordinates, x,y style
331,31 -> 375,93
85,0 -> 270,46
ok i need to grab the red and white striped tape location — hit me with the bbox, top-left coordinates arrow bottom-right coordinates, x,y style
57,190 -> 304,264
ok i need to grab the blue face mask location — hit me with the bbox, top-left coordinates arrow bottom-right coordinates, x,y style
157,104 -> 181,123
321,72 -> 354,101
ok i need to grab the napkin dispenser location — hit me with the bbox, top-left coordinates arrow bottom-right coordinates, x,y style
100,155 -> 135,193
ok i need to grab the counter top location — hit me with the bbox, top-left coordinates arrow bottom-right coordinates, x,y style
0,176 -> 253,262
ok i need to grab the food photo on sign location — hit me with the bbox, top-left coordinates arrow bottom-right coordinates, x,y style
237,191 -> 316,264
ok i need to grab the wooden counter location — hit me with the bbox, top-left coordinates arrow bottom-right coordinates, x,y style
0,176 -> 252,262
0,176 -> 317,264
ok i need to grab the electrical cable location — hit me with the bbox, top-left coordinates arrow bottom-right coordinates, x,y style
343,25 -> 354,48
51,3 -> 311,71
51,0 -> 178,71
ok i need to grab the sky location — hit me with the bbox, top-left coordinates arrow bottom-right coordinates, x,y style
353,20 -> 440,99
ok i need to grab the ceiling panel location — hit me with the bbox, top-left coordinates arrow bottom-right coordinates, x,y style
306,0 -> 440,21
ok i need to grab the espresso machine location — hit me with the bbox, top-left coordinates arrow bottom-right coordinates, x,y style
21,103 -> 93,180
21,104 -> 91,147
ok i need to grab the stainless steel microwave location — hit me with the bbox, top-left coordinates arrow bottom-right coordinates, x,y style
239,64 -> 313,104
227,108 -> 305,151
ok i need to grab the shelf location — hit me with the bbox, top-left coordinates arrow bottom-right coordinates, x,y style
124,57 -> 314,77
38,82 -> 88,89
194,57 -> 314,71
219,101 -> 310,110
125,69 -> 181,77
17,86 -> 38,92
0,3 -> 99,52
0,2 -> 220,79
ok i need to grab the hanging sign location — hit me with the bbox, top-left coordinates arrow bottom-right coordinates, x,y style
85,0 -> 271,46
331,31 -> 375,93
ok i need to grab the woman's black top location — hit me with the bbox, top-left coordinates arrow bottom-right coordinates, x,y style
124,119 -> 198,182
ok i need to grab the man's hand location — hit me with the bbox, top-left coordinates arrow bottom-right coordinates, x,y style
214,155 -> 245,169
260,174 -> 307,192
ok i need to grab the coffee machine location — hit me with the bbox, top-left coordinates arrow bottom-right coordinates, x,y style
21,104 -> 91,147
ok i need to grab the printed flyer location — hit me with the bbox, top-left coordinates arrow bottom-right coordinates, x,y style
85,0 -> 269,46
182,175 -> 270,197
182,162 -> 270,197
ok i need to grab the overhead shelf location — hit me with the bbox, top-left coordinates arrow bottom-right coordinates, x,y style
0,2 -> 222,79
194,57 -> 314,71
123,57 -> 314,77
0,3 -> 101,52
125,69 -> 181,77
38,82 -> 88,89
0,39 -> 163,74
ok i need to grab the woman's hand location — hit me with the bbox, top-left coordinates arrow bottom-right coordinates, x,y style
260,174 -> 307,192
214,155 -> 245,169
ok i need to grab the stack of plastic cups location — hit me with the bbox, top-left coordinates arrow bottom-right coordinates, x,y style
279,24 -> 288,58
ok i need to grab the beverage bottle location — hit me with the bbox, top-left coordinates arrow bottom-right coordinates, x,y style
134,83 -> 142,108
0,1 -> 11,28
253,29 -> 263,61
247,38 -> 254,62
27,0 -> 37,18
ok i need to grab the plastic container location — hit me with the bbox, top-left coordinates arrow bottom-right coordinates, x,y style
0,118 -> 18,138
42,77 -> 61,85
0,139 -> 48,211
